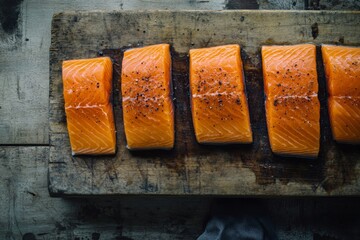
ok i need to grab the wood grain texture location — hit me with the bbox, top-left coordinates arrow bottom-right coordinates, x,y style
49,10 -> 360,196
307,0 -> 360,10
0,146 -> 209,239
2,146 -> 360,239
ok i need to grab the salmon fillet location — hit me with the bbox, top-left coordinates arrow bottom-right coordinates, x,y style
262,44 -> 320,158
63,57 -> 116,155
322,45 -> 360,143
189,44 -> 253,144
121,44 -> 174,150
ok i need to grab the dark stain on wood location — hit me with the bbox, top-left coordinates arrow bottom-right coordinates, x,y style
307,0 -> 321,10
313,233 -> 341,240
339,36 -> 345,44
0,0 -> 23,34
22,233 -> 36,240
311,22 -> 319,39
225,0 -> 259,10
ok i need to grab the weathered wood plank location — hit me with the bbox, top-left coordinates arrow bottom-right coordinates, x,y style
49,11 -> 360,196
0,146 -> 209,239
49,10 -> 360,196
1,147 -> 360,239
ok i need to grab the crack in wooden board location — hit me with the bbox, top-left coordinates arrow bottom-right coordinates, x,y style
49,10 -> 360,196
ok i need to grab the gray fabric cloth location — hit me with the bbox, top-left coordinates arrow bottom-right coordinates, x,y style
197,199 -> 278,240
197,215 -> 277,240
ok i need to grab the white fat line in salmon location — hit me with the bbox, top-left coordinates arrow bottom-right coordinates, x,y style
65,104 -> 109,117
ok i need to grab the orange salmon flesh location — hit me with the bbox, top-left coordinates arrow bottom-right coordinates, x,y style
262,44 -> 320,158
322,45 -> 360,143
121,44 -> 174,150
189,44 -> 253,144
62,57 -> 116,155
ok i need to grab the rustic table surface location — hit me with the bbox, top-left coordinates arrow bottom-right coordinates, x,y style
1,1 -> 360,239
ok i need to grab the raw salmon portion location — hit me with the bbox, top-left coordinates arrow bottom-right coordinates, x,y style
262,44 -> 320,158
189,45 -> 253,144
121,44 -> 174,150
322,45 -> 360,143
63,57 -> 116,155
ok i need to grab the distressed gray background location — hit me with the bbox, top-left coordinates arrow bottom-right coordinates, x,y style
1,0 -> 360,239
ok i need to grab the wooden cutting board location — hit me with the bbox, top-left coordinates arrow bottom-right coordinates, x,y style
49,10 -> 360,196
